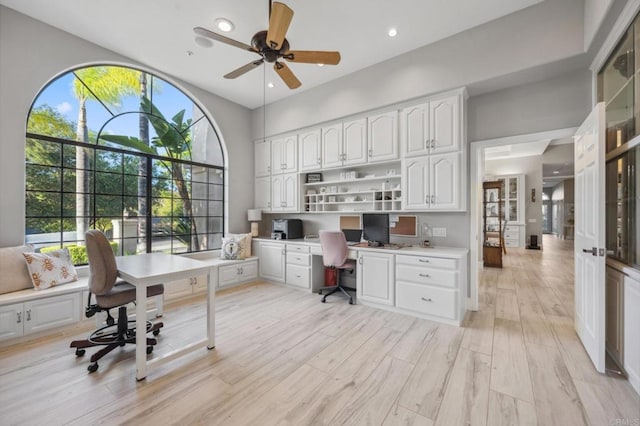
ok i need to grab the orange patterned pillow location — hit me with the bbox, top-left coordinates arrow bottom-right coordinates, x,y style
22,248 -> 78,290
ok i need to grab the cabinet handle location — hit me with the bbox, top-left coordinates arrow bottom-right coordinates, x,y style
317,157 -> 322,165
430,140 -> 435,149
431,195 -> 435,204
425,139 -> 429,149
421,297 -> 433,302
267,165 -> 271,172
296,275 -> 301,278
240,267 -> 244,275
418,258 -> 430,263
26,309 -> 31,321
358,257 -> 363,264
16,312 -> 22,324
419,273 -> 430,278
282,250 -> 286,255
368,149 -> 372,157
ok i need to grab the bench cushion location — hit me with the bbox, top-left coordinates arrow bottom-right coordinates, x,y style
0,245 -> 34,295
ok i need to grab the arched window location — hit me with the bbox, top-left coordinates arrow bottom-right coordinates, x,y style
26,65 -> 225,264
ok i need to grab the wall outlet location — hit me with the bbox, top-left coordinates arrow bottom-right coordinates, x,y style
432,227 -> 447,237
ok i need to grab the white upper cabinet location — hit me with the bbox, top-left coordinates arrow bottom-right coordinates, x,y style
429,153 -> 460,210
343,118 -> 368,165
403,157 -> 429,210
367,111 -> 398,163
400,104 -> 429,157
429,95 -> 460,154
299,129 -> 322,171
271,173 -> 298,212
271,134 -> 298,175
254,176 -> 271,211
400,94 -> 460,157
322,124 -> 343,169
254,140 -> 271,177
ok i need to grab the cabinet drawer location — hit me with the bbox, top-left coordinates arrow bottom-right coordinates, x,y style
396,255 -> 457,270
286,264 -> 310,289
396,265 -> 457,288
287,244 -> 310,253
287,252 -> 310,266
396,282 -> 457,320
504,225 -> 520,232
503,231 -> 519,240
241,260 -> 258,281
504,239 -> 519,247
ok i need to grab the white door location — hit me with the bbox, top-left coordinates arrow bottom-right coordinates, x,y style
254,140 -> 271,177
368,111 -> 398,163
343,118 -> 368,165
400,104 -> 429,157
322,124 -> 343,168
271,137 -> 284,175
282,134 -> 298,173
574,102 -> 606,373
402,157 -> 429,210
299,129 -> 322,171
429,96 -> 459,154
0,304 -> 23,341
430,153 -> 460,210
357,252 -> 395,306
255,176 -> 271,211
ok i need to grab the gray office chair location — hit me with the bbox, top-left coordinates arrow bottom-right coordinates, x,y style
70,230 -> 164,373
319,231 -> 356,304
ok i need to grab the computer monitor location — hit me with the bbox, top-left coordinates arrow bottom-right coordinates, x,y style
362,213 -> 390,245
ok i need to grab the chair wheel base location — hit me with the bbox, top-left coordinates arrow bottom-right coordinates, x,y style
147,346 -> 153,355
75,349 -> 86,357
88,363 -> 99,373
153,329 -> 160,336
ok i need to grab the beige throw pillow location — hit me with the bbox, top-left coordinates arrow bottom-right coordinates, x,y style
226,233 -> 252,259
22,248 -> 78,290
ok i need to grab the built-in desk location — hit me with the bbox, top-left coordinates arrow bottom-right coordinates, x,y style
252,238 -> 468,326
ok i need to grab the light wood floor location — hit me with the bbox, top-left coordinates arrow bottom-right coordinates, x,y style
1,235 -> 638,425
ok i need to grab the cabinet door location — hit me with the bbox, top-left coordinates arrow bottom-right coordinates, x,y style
271,175 -> 284,211
23,293 -> 80,335
282,134 -> 298,173
163,278 -> 194,300
271,137 -> 284,175
322,124 -> 343,168
429,96 -> 459,154
219,265 -> 240,288
240,260 -> 258,281
429,153 -> 460,210
402,157 -> 429,210
259,243 -> 286,282
368,111 -> 398,163
357,252 -> 395,306
255,176 -> 271,211
0,304 -> 23,341
254,140 -> 271,177
343,118 -> 367,165
282,173 -> 298,211
401,104 -> 429,157
299,129 -> 322,171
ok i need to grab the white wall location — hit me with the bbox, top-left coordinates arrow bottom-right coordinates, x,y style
584,0 -> 615,50
0,6 -> 254,246
485,156 -> 543,245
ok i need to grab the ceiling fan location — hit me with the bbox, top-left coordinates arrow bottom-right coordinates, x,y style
193,1 -> 341,89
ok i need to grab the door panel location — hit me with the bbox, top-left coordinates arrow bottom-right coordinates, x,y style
430,96 -> 459,154
343,118 -> 367,165
368,111 -> 398,162
300,129 -> 322,171
401,104 -> 428,157
403,158 -> 429,210
430,153 -> 459,210
322,124 -> 343,168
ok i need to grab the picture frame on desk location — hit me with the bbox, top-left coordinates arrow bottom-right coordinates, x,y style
306,173 -> 322,183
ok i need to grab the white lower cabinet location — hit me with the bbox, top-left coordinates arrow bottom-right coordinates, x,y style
0,293 -> 81,341
259,242 -> 286,282
286,264 -> 311,289
624,274 -> 640,395
164,277 -> 207,301
219,260 -> 258,289
395,282 -> 457,319
357,252 -> 395,306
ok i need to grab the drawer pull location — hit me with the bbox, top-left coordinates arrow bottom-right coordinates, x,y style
421,297 -> 433,302
418,259 -> 430,263
16,312 -> 22,324
296,275 -> 301,278
26,309 -> 31,321
419,273 -> 430,278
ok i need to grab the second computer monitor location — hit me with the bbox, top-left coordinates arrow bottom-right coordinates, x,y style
362,213 -> 390,245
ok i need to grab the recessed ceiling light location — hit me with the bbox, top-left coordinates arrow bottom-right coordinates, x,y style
388,28 -> 398,37
553,170 -> 559,174
215,18 -> 234,32
267,82 -> 274,88
194,36 -> 213,48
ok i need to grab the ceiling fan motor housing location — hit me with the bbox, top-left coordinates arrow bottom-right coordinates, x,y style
251,30 -> 290,62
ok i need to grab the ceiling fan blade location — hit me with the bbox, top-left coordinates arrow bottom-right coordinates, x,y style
266,2 -> 293,50
285,50 -> 341,65
224,59 -> 265,79
193,27 -> 257,52
274,62 -> 301,89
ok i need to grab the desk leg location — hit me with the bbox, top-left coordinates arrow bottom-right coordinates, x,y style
136,285 -> 147,381
207,270 -> 216,349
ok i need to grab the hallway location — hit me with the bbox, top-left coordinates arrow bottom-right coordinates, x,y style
470,235 -> 639,425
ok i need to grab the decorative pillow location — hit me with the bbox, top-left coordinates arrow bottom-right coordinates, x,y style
220,237 -> 241,260
225,233 -> 252,259
22,248 -> 78,290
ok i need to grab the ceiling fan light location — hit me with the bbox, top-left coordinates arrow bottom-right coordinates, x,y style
215,18 -> 234,32
388,28 -> 398,37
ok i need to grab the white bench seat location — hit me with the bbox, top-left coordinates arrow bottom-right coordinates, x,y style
0,277 -> 90,307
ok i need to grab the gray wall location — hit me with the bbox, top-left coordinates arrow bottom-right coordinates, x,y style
485,156 -> 543,246
0,6 -> 253,246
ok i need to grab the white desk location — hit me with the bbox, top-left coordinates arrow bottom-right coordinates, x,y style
116,253 -> 215,381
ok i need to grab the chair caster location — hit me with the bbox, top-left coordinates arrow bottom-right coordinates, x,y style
147,346 -> 153,355
321,297 -> 327,303
75,348 -> 86,357
153,329 -> 160,336
88,363 -> 99,373
349,299 -> 354,305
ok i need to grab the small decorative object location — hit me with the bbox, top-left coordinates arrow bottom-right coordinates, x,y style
306,173 -> 322,183
319,186 -> 327,193
306,189 -> 316,195
221,237 -> 240,259
328,195 -> 336,202
247,209 -> 262,237
328,185 -> 338,193
421,223 -> 432,247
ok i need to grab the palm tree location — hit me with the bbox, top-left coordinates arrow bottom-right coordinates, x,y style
72,66 -> 140,242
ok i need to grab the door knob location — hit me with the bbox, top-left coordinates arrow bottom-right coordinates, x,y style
582,247 -> 597,256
